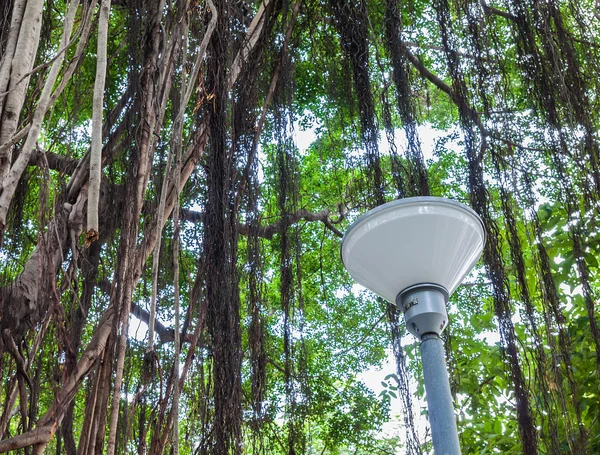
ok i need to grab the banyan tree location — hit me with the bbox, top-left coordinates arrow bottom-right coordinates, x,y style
0,0 -> 599,453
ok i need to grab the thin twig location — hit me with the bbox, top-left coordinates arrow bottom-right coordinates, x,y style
337,314 -> 386,356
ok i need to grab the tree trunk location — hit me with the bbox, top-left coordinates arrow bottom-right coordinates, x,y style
0,0 -> 26,122
87,0 -> 111,244
0,0 -> 79,228
0,0 -> 44,181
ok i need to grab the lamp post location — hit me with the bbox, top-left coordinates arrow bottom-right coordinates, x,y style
341,197 -> 486,455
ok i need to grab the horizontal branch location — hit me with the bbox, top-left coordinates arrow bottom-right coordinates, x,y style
180,207 -> 345,239
480,0 -> 518,21
131,301 -> 193,344
97,279 -> 191,344
403,41 -> 484,61
27,146 -> 79,174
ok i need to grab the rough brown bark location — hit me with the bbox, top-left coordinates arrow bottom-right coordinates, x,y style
0,209 -> 69,347
106,0 -> 167,452
62,239 -> 104,455
0,307 -> 115,453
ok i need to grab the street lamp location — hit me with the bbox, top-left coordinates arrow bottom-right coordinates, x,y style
341,197 -> 486,455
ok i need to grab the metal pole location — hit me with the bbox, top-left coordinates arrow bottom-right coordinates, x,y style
420,333 -> 461,455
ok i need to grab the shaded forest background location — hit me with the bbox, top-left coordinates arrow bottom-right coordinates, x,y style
0,0 -> 600,453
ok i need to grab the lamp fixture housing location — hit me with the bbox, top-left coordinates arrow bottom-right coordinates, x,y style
341,197 -> 486,337
396,283 -> 448,337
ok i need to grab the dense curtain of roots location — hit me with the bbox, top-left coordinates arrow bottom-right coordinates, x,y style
432,0 -> 539,451
329,0 -> 385,205
383,0 -> 429,197
204,3 -> 243,453
274,38 -> 307,454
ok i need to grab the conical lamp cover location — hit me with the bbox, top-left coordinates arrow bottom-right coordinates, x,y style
341,197 -> 486,302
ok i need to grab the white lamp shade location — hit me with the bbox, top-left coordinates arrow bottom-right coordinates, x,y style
341,197 -> 486,303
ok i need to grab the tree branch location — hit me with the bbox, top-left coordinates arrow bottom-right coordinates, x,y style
480,0 -> 518,21
27,146 -> 79,174
97,279 -> 193,345
403,41 -> 484,61
336,313 -> 386,356
404,46 -> 545,153
180,207 -> 345,239
131,301 -> 194,345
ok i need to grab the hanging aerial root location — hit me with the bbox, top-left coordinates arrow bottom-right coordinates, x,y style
329,0 -> 384,204
383,0 -> 429,196
431,0 -> 539,451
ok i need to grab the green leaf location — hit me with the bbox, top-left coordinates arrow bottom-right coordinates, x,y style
494,420 -> 502,435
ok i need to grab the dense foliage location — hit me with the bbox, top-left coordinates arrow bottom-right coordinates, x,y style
0,0 -> 599,454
